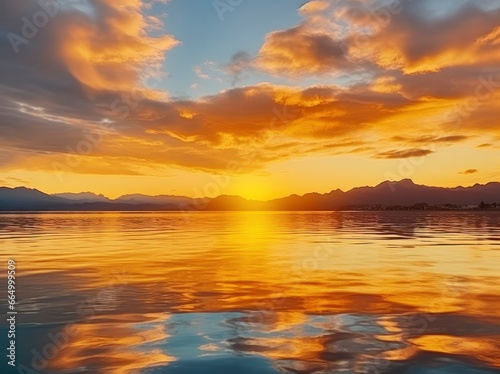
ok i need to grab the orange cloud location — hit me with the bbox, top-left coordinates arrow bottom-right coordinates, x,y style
374,149 -> 434,159
237,0 -> 500,79
59,0 -> 179,92
255,26 -> 348,77
2,76 -> 498,177
298,0 -> 331,15
357,2 -> 500,74
460,169 -> 478,174
392,135 -> 470,144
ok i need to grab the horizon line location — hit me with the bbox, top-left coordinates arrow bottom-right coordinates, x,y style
2,178 -> 500,203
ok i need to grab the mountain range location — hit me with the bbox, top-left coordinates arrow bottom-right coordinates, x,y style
0,179 -> 499,211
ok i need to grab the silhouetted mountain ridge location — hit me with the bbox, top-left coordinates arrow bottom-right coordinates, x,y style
0,187 -> 68,209
0,179 -> 499,210
115,194 -> 192,206
52,192 -> 112,203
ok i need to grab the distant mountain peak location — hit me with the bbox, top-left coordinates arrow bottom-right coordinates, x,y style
374,179 -> 417,189
3,186 -> 48,195
396,178 -> 418,188
2,186 -> 33,191
329,188 -> 344,193
52,192 -> 111,202
386,178 -> 416,185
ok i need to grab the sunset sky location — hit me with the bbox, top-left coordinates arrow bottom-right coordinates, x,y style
1,0 -> 499,200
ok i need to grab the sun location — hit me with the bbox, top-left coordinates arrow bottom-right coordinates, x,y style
230,176 -> 279,201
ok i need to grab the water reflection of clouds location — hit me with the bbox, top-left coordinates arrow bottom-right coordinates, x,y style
48,314 -> 174,374
3,211 -> 500,373
222,311 -> 500,373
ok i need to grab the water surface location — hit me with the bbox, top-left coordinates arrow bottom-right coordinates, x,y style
1,211 -> 499,373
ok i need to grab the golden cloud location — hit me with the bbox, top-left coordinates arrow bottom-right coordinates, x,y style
60,0 -> 179,92
238,0 -> 500,78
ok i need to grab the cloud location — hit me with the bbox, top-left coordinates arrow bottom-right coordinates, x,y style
460,169 -> 478,174
376,1 -> 500,74
0,0 -> 178,95
230,0 -> 500,80
298,0 -> 331,15
254,25 -> 349,77
132,83 -> 418,146
0,78 -> 409,174
392,135 -> 470,144
1,0 -> 499,179
59,0 -> 178,92
0,71 -> 497,176
226,51 -> 252,84
194,66 -> 209,80
374,149 -> 434,159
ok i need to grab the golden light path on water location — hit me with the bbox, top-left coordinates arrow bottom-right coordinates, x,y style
1,211 -> 499,374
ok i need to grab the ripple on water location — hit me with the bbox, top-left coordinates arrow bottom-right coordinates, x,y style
1,211 -> 499,373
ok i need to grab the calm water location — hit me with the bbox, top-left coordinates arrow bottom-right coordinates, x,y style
1,211 -> 500,374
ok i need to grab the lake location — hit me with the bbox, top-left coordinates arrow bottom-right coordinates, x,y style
1,211 -> 499,374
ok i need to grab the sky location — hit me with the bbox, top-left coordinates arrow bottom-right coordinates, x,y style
0,0 -> 499,200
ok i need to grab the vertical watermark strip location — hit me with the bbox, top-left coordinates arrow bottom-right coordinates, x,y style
6,260 -> 17,368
